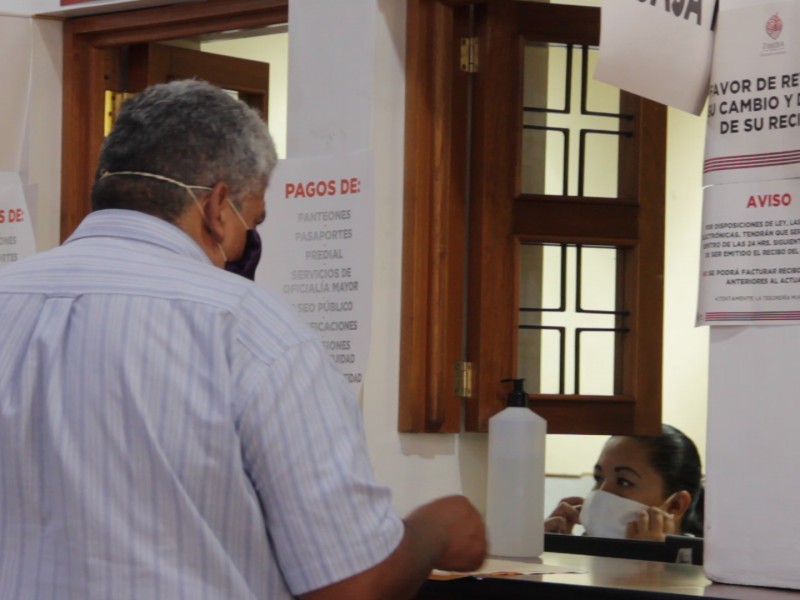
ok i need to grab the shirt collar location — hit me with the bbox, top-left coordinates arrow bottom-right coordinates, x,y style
65,209 -> 212,265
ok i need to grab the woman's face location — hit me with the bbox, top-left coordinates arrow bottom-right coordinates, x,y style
592,436 -> 668,507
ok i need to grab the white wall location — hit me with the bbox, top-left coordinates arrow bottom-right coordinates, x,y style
1,14 -> 62,253
287,0 -> 710,518
286,0 -> 487,516
662,107 -> 709,456
202,32 -> 289,159
28,0 -> 191,17
13,0 -> 709,521
2,0 -> 180,17
704,327 -> 800,587
27,17 -> 62,252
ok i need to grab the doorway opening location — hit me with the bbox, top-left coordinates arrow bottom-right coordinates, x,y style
61,0 -> 288,241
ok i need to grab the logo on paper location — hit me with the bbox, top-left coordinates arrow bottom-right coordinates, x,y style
766,13 -> 783,40
762,13 -> 786,55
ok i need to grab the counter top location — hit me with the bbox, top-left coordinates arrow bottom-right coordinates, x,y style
416,552 -> 800,600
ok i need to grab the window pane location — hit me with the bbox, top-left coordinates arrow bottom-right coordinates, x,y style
521,42 -> 623,198
518,243 -> 623,395
518,326 -> 563,394
577,245 -> 619,312
577,329 -> 616,395
519,243 -> 563,310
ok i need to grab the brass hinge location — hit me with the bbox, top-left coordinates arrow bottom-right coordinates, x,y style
460,37 -> 479,73
454,360 -> 474,398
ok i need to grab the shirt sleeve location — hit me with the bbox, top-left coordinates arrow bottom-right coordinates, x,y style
236,338 -> 404,595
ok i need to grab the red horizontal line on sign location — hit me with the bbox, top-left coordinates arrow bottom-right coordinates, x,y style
705,148 -> 800,164
706,312 -> 800,320
704,149 -> 800,173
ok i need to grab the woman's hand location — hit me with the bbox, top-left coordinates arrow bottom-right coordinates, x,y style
544,496 -> 584,534
625,507 -> 677,542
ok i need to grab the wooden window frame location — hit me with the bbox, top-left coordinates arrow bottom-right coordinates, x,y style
61,0 -> 288,242
399,0 -> 472,433
400,0 -> 667,435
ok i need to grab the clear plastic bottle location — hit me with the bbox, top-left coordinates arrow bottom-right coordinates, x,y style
485,378 -> 547,557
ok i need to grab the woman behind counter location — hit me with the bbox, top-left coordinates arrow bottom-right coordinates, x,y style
546,425 -> 704,542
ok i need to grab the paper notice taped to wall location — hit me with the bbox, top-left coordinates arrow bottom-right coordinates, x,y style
257,150 -> 375,396
697,177 -> 800,326
0,173 -> 36,268
703,1 -> 800,186
595,0 -> 716,115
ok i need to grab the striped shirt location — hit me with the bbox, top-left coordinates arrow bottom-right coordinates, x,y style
0,209 -> 403,599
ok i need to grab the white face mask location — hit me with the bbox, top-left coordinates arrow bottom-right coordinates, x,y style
580,490 -> 649,539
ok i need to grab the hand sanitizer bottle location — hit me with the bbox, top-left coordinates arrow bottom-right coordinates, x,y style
485,378 -> 547,557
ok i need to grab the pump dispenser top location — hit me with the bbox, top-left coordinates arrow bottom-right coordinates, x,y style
501,378 -> 528,407
485,377 -> 547,558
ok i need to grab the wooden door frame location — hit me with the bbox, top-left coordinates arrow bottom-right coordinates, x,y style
128,43 -> 271,117
400,0 -> 666,434
399,0 -> 473,432
61,0 -> 288,241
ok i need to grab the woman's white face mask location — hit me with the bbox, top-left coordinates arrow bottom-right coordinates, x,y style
579,490 -> 649,539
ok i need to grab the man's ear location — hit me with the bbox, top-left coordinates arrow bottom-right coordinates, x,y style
664,490 -> 692,519
202,181 -> 230,242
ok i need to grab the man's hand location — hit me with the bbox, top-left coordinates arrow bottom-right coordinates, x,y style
405,495 -> 487,572
300,495 -> 487,600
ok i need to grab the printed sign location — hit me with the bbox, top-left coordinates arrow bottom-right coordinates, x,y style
697,178 -> 800,325
594,0 -> 716,115
704,1 -> 800,185
0,173 -> 36,268
257,151 -> 375,394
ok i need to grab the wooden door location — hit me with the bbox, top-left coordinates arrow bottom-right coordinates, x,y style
127,43 -> 270,118
61,0 -> 288,241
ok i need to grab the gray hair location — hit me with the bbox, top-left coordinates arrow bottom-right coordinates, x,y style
92,79 -> 277,221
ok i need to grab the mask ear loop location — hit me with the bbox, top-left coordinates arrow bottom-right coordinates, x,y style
100,170 -> 227,262
226,198 -> 251,231
197,198 -> 228,263
660,492 -> 680,518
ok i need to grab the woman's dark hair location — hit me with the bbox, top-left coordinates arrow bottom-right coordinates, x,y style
632,424 -> 704,536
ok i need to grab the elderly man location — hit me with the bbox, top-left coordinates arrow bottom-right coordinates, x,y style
0,80 -> 485,599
